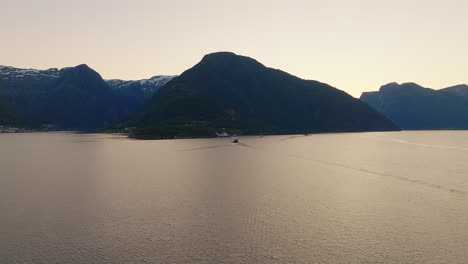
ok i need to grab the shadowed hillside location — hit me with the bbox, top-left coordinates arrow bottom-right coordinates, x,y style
121,52 -> 399,139
361,82 -> 468,130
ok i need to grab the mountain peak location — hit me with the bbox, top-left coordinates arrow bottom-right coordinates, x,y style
401,82 -> 425,88
379,82 -> 426,93
123,52 -> 399,138
59,64 -> 102,82
379,82 -> 399,91
198,52 -> 264,68
60,64 -> 93,72
75,64 -> 91,69
202,51 -> 238,59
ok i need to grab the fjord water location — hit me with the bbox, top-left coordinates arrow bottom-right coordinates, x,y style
1,132 -> 467,264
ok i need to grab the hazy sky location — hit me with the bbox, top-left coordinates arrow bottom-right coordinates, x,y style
2,0 -> 467,97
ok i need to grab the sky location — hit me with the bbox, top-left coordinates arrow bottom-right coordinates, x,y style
1,0 -> 467,97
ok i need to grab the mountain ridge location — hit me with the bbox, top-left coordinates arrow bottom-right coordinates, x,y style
122,52 -> 399,139
106,75 -> 176,113
360,82 -> 468,130
0,64 -> 128,130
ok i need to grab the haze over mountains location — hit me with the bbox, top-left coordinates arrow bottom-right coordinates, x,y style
361,82 -> 468,130
122,52 -> 399,138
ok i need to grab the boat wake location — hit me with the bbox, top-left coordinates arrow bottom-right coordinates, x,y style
288,153 -> 466,196
180,145 -> 235,151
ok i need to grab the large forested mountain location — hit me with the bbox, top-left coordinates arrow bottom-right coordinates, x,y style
361,82 -> 468,130
0,64 -> 127,130
122,52 -> 399,138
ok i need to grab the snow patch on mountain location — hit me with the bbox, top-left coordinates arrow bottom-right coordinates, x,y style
106,75 -> 176,94
0,65 -> 60,80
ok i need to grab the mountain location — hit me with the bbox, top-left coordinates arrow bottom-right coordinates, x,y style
121,52 -> 399,139
0,64 -> 127,130
0,99 -> 28,127
360,82 -> 468,130
106,75 -> 175,113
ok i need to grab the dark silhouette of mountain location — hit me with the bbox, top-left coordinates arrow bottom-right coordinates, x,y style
122,52 -> 399,139
360,82 -> 468,130
0,99 -> 28,127
0,64 -> 128,130
106,75 -> 175,113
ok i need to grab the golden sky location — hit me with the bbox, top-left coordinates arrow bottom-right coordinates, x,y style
2,0 -> 467,97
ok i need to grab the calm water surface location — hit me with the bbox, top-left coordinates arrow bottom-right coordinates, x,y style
1,131 -> 467,264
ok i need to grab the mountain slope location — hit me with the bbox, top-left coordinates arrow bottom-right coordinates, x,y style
123,52 -> 399,138
360,82 -> 468,130
0,64 -> 127,130
106,75 -> 175,113
0,99 -> 28,127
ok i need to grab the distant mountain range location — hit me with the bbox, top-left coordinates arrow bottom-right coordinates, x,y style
0,64 -> 127,130
106,75 -> 175,113
0,65 -> 173,130
121,52 -> 399,139
5,56 -> 468,136
361,82 -> 468,130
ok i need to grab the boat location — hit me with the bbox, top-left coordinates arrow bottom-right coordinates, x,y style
231,135 -> 238,143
